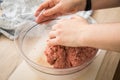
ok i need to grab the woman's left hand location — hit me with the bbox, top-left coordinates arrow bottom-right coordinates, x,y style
47,16 -> 89,47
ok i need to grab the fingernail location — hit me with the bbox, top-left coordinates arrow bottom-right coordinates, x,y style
36,16 -> 38,21
40,9 -> 46,15
34,11 -> 39,17
35,18 -> 40,23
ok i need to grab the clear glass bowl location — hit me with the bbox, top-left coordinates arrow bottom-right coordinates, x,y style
14,20 -> 99,80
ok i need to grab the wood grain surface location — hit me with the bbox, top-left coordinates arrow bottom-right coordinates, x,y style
0,36 -> 21,80
96,51 -> 120,80
92,7 -> 120,80
113,60 -> 120,80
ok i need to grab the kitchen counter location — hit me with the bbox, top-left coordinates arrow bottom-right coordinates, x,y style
0,7 -> 120,80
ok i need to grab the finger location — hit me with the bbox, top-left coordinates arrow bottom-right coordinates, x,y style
51,25 -> 57,30
52,24 -> 61,30
71,15 -> 81,19
47,38 -> 58,46
35,14 -> 58,23
58,19 -> 68,23
43,4 -> 61,16
35,1 -> 49,17
71,15 -> 87,22
35,14 -> 45,23
49,31 -> 56,39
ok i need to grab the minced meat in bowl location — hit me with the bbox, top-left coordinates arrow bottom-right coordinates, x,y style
14,20 -> 99,75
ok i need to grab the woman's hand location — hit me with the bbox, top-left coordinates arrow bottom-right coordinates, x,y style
47,16 -> 89,47
35,0 -> 86,23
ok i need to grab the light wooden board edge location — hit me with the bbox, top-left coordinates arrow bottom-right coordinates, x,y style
96,51 -> 120,80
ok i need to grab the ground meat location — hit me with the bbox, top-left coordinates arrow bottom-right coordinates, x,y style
44,45 -> 98,69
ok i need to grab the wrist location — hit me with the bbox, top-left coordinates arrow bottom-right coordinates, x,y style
79,0 -> 86,11
76,0 -> 86,11
78,24 -> 94,47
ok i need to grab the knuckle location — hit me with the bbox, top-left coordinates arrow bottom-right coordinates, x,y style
53,23 -> 62,29
56,29 -> 62,35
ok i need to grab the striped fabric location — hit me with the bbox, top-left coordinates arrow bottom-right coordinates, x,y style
0,0 -> 93,40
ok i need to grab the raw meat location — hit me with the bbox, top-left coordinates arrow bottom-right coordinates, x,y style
44,45 -> 98,69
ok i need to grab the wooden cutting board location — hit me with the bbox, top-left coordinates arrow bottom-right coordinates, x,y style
8,50 -> 106,80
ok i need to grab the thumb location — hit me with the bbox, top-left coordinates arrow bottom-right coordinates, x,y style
43,4 -> 61,16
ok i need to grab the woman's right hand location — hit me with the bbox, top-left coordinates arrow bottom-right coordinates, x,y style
34,0 -> 86,23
